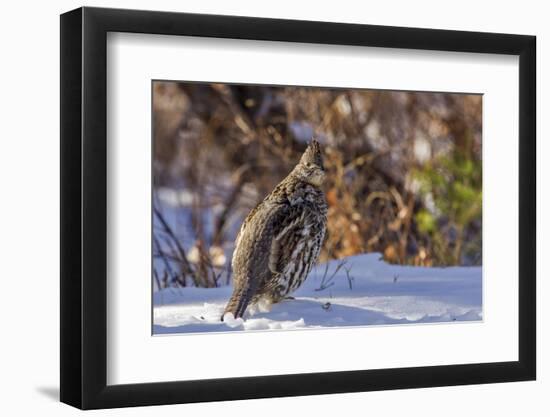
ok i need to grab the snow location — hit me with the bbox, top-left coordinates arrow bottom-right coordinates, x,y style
153,253 -> 482,334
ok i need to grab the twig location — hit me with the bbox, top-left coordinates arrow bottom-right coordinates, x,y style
315,259 -> 347,291
153,236 -> 176,282
153,269 -> 162,291
343,264 -> 355,290
153,206 -> 196,280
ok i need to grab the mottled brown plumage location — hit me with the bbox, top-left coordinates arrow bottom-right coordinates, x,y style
223,140 -> 327,320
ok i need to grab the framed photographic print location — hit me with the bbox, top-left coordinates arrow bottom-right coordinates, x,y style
60,6 -> 536,410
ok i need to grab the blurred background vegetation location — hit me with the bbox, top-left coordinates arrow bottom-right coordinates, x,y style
152,81 -> 482,290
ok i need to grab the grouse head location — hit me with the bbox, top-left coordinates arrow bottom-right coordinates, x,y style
294,139 -> 326,187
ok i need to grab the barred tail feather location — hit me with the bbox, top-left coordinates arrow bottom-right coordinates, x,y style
222,285 -> 254,321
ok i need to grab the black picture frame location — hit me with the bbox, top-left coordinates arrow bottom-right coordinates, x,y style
60,6 -> 536,410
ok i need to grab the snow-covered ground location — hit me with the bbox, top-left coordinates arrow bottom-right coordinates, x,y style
153,253 -> 482,334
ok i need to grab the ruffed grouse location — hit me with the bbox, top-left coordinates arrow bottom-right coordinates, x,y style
223,139 -> 327,320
